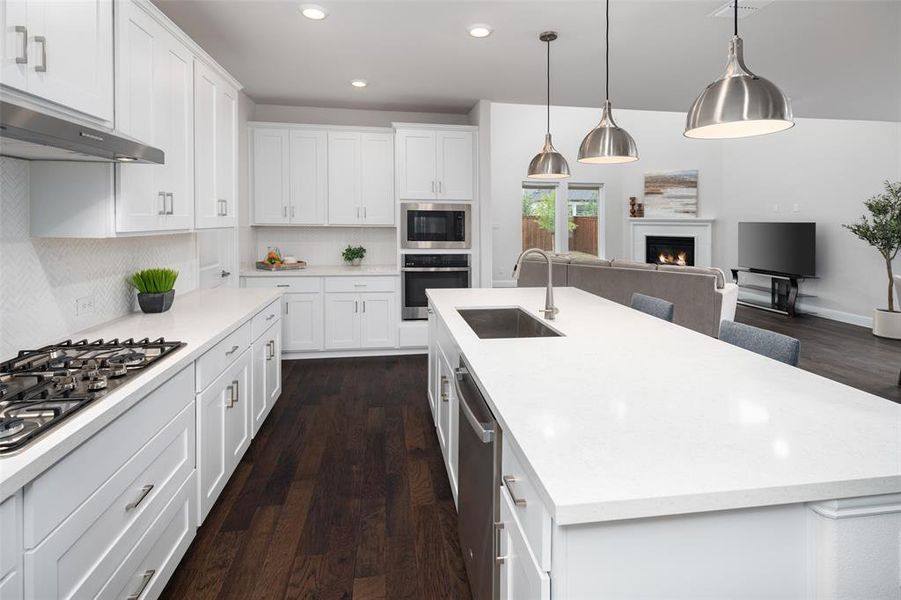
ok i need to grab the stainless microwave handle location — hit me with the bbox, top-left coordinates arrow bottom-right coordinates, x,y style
401,267 -> 471,272
453,367 -> 494,443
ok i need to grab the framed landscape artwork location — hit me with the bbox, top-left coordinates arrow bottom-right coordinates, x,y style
643,170 -> 698,217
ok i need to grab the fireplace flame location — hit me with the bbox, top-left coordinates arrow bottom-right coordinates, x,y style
656,251 -> 688,266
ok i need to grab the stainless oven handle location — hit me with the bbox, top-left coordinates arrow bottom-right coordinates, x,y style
401,267 -> 471,272
453,367 -> 494,443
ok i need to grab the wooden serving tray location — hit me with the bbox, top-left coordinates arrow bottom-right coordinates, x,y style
255,261 -> 307,271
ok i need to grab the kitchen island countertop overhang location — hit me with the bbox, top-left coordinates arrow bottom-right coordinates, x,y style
427,286 -> 901,525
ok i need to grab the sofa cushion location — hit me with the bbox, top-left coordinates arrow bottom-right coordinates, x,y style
657,264 -> 726,289
611,259 -> 657,271
570,255 -> 612,267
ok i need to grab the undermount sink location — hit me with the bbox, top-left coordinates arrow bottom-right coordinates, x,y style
457,307 -> 563,339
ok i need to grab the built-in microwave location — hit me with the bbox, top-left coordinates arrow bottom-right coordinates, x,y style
401,202 -> 471,249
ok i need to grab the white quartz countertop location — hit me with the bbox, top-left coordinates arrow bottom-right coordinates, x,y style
427,286 -> 901,525
0,287 -> 281,501
240,264 -> 399,277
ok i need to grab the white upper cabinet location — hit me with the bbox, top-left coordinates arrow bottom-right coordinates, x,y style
116,0 -> 193,233
194,59 -> 238,229
327,131 -> 361,226
1,0 -> 113,122
289,130 -> 327,225
396,127 -> 474,201
359,132 -> 395,225
436,130 -> 474,200
252,128 -> 290,225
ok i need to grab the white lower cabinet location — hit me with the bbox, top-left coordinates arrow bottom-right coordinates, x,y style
0,492 -> 22,600
284,292 -> 323,352
252,321 -> 282,437
324,292 -> 397,350
498,488 -> 551,600
197,347 -> 251,523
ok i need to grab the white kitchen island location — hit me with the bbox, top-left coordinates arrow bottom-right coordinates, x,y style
427,286 -> 901,600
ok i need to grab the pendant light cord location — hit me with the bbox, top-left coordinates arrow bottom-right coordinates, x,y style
546,38 -> 551,134
605,0 -> 610,100
734,0 -> 738,36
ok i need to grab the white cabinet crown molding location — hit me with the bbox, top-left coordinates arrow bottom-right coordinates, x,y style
392,122 -> 478,132
249,121 -> 394,133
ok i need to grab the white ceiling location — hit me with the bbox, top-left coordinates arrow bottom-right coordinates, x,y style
153,0 -> 901,122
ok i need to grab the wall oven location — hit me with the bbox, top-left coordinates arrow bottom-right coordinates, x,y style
401,254 -> 470,320
401,202 -> 471,249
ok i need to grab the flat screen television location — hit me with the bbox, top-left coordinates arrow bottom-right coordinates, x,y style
738,222 -> 816,277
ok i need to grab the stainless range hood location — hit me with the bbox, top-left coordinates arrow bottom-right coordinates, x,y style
0,102 -> 164,164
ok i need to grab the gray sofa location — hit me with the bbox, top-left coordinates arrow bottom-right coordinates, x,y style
518,255 -> 738,337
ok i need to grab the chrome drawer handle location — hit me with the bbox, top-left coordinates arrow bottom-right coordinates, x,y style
166,192 -> 174,215
126,569 -> 156,600
265,313 -> 276,321
232,380 -> 240,404
34,35 -> 46,72
353,283 -> 367,287
14,26 -> 26,64
276,284 -> 290,288
440,375 -> 449,402
125,484 -> 154,511
495,522 -> 506,564
157,191 -> 166,215
503,475 -> 528,507
225,345 -> 239,356
226,385 -> 234,408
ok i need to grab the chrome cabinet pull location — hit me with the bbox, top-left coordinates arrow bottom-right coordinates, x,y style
126,569 -> 156,600
14,26 -> 26,64
502,475 -> 528,507
355,206 -> 360,219
220,269 -> 231,278
226,384 -> 234,408
232,380 -> 239,404
282,206 -> 287,218
166,192 -> 174,215
34,35 -> 46,72
225,344 -> 239,356
440,375 -> 449,402
290,205 -> 295,218
265,313 -> 276,321
362,206 -> 367,219
438,181 -> 443,194
354,300 -> 358,313
276,284 -> 290,288
125,484 -> 154,511
222,199 -> 228,216
431,181 -> 435,193
495,522 -> 506,564
157,191 -> 166,215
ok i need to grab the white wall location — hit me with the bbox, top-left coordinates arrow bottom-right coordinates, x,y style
489,101 -> 901,323
252,103 -> 469,128
0,158 -> 199,357
238,91 -> 257,269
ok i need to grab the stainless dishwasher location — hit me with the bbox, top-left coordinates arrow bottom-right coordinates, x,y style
453,356 -> 501,600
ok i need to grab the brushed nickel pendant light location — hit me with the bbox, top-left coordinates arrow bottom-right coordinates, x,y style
578,0 -> 638,164
527,31 -> 570,180
684,1 -> 793,139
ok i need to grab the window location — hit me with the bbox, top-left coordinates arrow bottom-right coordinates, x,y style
521,184 -> 556,252
521,182 -> 604,257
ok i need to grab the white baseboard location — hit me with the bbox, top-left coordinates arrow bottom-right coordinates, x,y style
283,347 -> 427,360
739,289 -> 872,328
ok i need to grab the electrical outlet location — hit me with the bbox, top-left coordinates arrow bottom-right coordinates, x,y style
76,295 -> 95,316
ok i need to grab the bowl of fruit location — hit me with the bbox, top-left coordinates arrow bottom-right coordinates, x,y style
256,248 -> 306,271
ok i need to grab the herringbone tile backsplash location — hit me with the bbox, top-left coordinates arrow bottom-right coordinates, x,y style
0,157 -> 198,358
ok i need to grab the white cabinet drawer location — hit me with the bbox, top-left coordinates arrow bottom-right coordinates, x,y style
499,487 -> 551,600
98,472 -> 195,600
243,276 -> 322,292
25,402 -> 195,600
502,437 -> 552,571
324,276 -> 396,293
0,492 -> 22,600
251,298 -> 281,340
195,320 -> 251,392
24,365 -> 194,547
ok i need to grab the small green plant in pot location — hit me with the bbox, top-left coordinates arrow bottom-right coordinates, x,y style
342,245 -> 367,267
843,180 -> 901,338
130,268 -> 179,314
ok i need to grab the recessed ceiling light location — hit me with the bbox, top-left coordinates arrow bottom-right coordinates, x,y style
299,4 -> 327,20
350,79 -> 368,88
468,24 -> 493,38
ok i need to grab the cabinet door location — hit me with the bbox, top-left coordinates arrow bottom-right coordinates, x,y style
324,294 -> 359,350
427,309 -> 438,423
283,292 -> 323,352
498,490 -> 551,600
265,325 -> 282,413
251,334 -> 268,437
397,130 -> 437,199
289,130 -> 327,225
215,81 -> 237,226
115,3 -> 165,232
360,132 -> 394,225
25,0 -> 113,122
1,0 -> 27,91
359,292 -> 396,349
252,128 -> 290,224
224,351 -> 251,481
327,131 -> 361,225
196,367 -> 230,523
193,61 -> 219,229
435,350 -> 451,456
158,32 -> 193,230
437,130 -> 473,201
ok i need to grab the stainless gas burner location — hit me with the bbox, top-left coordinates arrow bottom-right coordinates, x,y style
0,337 -> 184,454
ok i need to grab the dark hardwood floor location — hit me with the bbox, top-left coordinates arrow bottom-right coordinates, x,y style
735,305 -> 901,403
162,308 -> 899,600
161,356 -> 472,600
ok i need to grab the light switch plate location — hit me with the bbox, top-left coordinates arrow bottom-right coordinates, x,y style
76,295 -> 95,316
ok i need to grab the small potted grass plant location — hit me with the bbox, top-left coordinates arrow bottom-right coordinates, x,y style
130,268 -> 178,313
342,245 -> 367,267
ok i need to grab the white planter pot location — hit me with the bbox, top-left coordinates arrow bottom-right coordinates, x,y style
872,309 -> 901,339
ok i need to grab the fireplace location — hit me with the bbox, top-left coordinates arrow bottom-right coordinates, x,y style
646,235 -> 695,266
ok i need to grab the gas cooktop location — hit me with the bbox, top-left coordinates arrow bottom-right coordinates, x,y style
0,338 -> 184,454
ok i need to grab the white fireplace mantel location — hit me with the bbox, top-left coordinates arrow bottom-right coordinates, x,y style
630,218 -> 715,267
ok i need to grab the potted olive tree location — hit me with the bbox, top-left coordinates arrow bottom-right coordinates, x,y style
129,268 -> 178,313
843,181 -> 901,338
